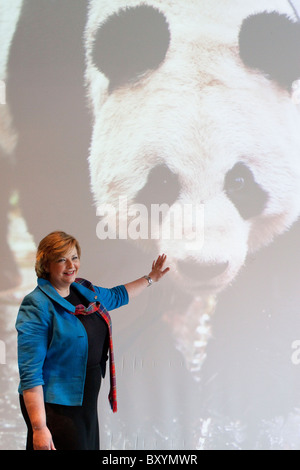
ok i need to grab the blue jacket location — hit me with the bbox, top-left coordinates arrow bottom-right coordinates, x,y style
15,278 -> 129,406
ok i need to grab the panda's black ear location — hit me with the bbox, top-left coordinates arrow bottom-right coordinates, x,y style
239,12 -> 300,90
92,5 -> 170,92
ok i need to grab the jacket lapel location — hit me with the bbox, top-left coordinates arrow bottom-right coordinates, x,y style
37,277 -> 98,312
72,278 -> 99,303
37,278 -> 76,312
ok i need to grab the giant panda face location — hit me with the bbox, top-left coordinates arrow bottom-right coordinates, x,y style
85,0 -> 300,295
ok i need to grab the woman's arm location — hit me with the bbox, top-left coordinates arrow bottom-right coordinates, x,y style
124,254 -> 170,300
23,386 -> 56,450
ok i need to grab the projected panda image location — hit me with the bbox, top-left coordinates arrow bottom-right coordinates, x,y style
85,1 -> 300,295
1,0 -> 300,450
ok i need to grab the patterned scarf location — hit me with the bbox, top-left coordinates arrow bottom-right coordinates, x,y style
71,278 -> 117,413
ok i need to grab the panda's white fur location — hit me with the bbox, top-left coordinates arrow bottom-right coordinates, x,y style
85,0 -> 300,295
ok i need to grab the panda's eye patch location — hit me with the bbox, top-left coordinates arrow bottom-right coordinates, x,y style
224,162 -> 268,220
134,165 -> 180,209
92,5 -> 170,92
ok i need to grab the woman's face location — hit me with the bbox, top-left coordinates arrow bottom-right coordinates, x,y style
47,246 -> 80,294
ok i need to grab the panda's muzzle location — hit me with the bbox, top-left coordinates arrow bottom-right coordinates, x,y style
177,260 -> 229,284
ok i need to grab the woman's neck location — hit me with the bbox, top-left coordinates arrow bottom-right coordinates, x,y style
52,283 -> 71,298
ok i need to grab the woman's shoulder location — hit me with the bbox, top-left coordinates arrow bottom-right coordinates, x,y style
20,283 -> 53,312
22,284 -> 44,302
17,285 -> 53,326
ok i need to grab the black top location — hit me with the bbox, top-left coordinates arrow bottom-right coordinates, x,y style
64,286 -> 108,369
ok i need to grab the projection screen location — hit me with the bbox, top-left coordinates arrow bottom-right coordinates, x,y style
1,0 -> 300,450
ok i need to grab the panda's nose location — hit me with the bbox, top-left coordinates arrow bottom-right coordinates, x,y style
177,260 -> 229,282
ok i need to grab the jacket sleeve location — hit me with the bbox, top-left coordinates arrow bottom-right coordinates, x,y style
15,294 -> 52,393
94,284 -> 129,311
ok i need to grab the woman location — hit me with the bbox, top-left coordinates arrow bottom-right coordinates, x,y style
16,231 -> 169,450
